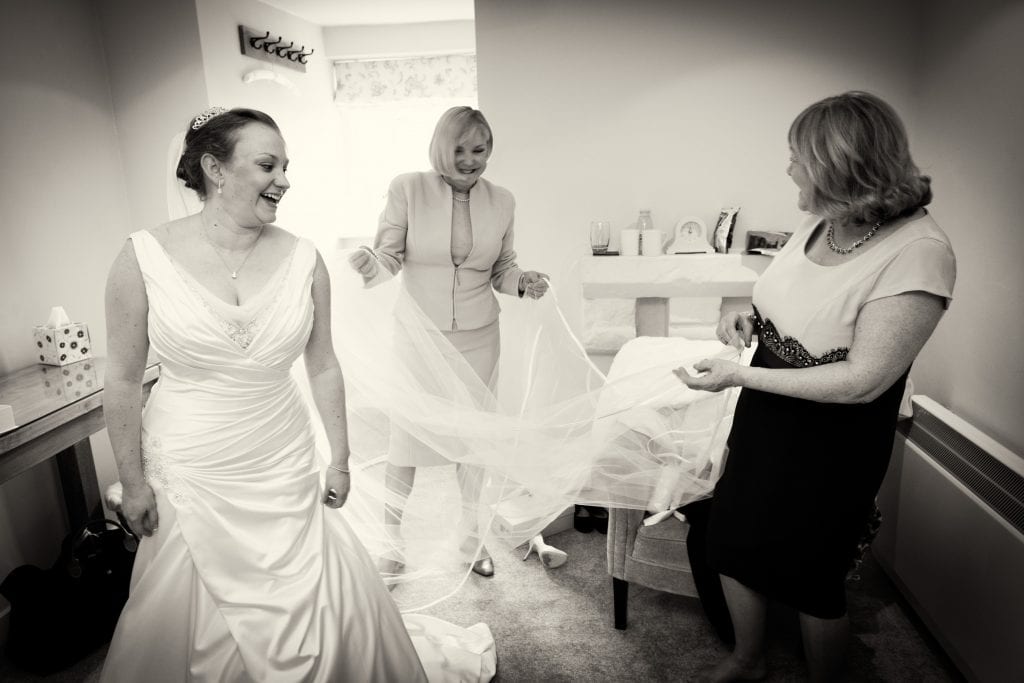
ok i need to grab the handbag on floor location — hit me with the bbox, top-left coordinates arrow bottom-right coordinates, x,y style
0,518 -> 137,674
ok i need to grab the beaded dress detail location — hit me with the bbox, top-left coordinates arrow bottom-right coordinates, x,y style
751,307 -> 849,367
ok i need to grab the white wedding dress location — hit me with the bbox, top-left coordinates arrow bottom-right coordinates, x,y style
101,231 -> 493,682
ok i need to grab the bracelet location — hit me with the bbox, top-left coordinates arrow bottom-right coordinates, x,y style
328,464 -> 350,474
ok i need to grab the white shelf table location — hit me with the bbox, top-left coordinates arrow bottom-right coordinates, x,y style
580,254 -> 772,337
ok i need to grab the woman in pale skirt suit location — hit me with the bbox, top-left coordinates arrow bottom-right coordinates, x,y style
349,107 -> 562,577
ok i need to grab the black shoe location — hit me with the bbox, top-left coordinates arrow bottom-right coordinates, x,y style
574,505 -> 593,533
588,506 -> 609,534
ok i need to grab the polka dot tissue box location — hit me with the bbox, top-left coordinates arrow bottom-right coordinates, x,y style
33,306 -> 92,366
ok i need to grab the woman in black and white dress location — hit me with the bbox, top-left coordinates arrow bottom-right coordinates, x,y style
677,91 -> 956,682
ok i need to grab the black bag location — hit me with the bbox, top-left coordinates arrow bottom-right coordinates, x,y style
0,518 -> 138,674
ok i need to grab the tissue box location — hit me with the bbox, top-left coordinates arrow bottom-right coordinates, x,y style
33,308 -> 92,366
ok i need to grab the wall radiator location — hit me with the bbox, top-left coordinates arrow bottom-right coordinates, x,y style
874,396 -> 1024,683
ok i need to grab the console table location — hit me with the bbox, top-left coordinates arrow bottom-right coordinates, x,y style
580,253 -> 772,336
0,358 -> 160,530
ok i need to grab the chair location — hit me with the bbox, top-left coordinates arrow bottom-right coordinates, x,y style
597,335 -> 716,631
606,500 -> 734,642
599,333 -> 747,637
606,507 -> 696,629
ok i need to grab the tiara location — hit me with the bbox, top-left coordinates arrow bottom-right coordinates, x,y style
191,106 -> 229,130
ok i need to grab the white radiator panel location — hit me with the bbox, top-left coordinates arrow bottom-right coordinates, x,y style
875,399 -> 1024,683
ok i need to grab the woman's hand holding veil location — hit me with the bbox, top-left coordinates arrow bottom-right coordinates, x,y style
520,271 -> 550,299
348,247 -> 379,280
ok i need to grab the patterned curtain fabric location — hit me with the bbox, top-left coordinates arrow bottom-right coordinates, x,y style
334,54 -> 477,103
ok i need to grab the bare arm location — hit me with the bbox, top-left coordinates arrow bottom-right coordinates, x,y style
104,239 -> 158,535
305,251 -> 351,507
677,291 -> 946,403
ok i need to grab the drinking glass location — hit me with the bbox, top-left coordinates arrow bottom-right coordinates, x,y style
590,221 -> 611,254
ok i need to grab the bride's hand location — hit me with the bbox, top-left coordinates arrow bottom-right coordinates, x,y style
323,468 -> 351,509
121,482 -> 159,537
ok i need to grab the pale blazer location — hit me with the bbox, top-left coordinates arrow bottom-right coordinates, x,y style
371,171 -> 524,331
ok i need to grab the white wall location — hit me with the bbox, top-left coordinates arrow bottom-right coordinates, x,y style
909,0 -> 1024,455
323,20 -> 475,59
475,0 -> 925,405
0,0 -> 137,376
95,0 -> 210,232
0,0 -> 134,576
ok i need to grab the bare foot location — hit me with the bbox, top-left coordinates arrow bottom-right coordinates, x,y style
694,655 -> 767,682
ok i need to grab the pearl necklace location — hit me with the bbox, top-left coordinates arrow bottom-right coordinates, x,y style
453,192 -> 470,203
826,220 -> 882,255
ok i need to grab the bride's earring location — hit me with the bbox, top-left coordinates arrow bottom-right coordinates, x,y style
217,179 -> 223,195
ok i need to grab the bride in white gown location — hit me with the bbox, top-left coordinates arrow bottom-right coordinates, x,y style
101,107 -> 439,682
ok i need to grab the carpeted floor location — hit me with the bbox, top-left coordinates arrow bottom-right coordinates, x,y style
417,529 -> 964,682
0,528 -> 963,682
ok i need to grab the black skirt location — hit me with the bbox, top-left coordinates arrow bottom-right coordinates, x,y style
706,340 -> 907,619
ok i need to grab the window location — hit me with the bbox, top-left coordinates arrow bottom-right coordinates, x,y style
333,55 -> 478,245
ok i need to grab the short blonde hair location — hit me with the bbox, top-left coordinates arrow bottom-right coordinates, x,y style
788,91 -> 931,225
428,107 -> 493,176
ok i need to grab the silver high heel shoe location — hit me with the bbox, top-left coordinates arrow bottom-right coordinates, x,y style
471,557 -> 495,577
523,534 -> 567,569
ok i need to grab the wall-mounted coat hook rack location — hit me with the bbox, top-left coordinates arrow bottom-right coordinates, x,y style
262,35 -> 283,53
238,25 -> 309,73
249,31 -> 271,50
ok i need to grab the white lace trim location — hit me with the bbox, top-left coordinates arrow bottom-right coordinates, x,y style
141,432 -> 190,505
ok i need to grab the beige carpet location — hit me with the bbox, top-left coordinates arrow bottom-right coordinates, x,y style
417,529 -> 963,682
0,529 -> 962,682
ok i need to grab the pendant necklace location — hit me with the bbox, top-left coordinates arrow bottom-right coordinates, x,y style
202,219 -> 264,279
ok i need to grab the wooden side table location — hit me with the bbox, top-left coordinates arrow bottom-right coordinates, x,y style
0,358 -> 160,531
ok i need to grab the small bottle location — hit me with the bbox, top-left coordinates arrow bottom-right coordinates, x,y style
637,209 -> 654,233
637,210 -> 654,255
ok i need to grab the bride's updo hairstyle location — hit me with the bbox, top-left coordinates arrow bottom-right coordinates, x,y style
788,91 -> 932,226
428,106 -> 493,178
176,107 -> 281,200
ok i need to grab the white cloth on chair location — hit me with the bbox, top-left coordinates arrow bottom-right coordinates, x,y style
600,336 -> 755,515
